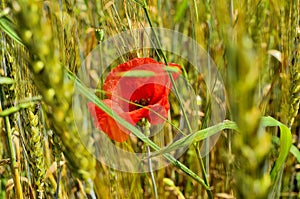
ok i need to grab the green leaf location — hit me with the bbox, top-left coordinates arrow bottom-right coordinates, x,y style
260,116 -> 292,180
164,66 -> 181,73
119,70 -> 155,77
149,120 -> 239,158
272,136 -> 300,164
0,77 -> 14,85
0,16 -> 24,46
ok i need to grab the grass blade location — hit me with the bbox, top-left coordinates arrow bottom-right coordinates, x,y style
260,116 -> 292,180
272,136 -> 300,164
119,70 -> 155,77
0,15 -> 24,46
174,0 -> 189,23
150,120 -> 238,158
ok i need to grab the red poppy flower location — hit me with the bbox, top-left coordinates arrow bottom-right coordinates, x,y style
88,100 -> 132,142
88,58 -> 181,142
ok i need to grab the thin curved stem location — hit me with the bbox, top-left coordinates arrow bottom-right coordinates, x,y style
195,143 -> 213,199
142,119 -> 158,199
147,146 -> 158,199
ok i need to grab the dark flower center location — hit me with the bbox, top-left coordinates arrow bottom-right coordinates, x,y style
132,98 -> 151,110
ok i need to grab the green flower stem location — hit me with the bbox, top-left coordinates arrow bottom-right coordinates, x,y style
141,119 -> 158,199
135,1 -> 212,197
147,146 -> 158,199
4,116 -> 23,199
195,144 -> 213,199
164,154 -> 211,191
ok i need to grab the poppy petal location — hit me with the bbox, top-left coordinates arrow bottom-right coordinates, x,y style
87,100 -> 131,142
103,58 -> 159,98
104,58 -> 181,100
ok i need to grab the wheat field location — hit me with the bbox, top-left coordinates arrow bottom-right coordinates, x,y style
0,0 -> 299,198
